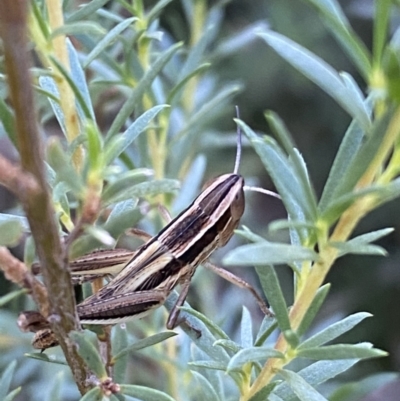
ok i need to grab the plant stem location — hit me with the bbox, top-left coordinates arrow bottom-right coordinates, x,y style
0,1 -> 90,394
245,106 -> 400,399
45,0 -> 84,171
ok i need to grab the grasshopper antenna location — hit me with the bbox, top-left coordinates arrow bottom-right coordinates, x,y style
233,105 -> 242,175
244,185 -> 281,199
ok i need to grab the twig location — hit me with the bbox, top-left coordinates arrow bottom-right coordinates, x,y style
0,0 -> 91,394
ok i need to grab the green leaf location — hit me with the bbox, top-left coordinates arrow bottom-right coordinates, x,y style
304,0 -> 371,77
227,347 -> 284,372
0,97 -> 16,147
50,55 -> 93,122
113,331 -> 177,361
248,383 -> 279,401
104,105 -> 168,164
0,214 -> 29,231
112,324 -> 128,384
179,306 -> 229,341
332,242 -> 387,257
39,76 -> 66,136
68,38 -> 96,122
258,30 -> 370,131
69,331 -> 107,379
167,64 -> 210,105
45,371 -> 63,401
188,361 -> 228,371
297,284 -> 330,337
47,138 -> 85,195
223,242 -> 317,266
373,0 -> 391,64
83,17 -> 137,68
4,387 -> 21,401
297,343 -> 388,360
191,371 -> 221,401
299,312 -> 372,349
278,369 -> 328,401
172,155 -> 206,214
275,359 -> 366,400
0,289 -> 27,307
255,265 -> 291,332
51,21 -> 105,38
240,306 -> 253,348
24,353 -> 68,365
146,0 -> 175,25
325,109 -> 393,207
0,219 -> 24,246
213,339 -> 242,354
78,387 -> 102,401
318,116 -> 367,213
0,360 -> 17,400
106,43 -> 183,140
84,226 -> 115,247
264,111 -> 318,215
86,122 -> 104,171
255,316 -> 278,346
119,384 -> 176,401
67,0 -> 111,22
103,179 -> 179,206
103,198 -> 140,239
238,121 -> 316,230
331,228 -> 394,257
164,293 -> 231,365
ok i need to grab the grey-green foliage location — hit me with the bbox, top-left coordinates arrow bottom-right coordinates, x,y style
0,0 -> 397,400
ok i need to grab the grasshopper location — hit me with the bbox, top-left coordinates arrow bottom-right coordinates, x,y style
23,121 -> 273,349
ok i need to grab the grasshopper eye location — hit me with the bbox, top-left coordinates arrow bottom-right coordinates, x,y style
230,186 -> 245,220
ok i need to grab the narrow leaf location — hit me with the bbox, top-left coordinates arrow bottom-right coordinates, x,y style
4,387 -> 21,401
0,360 -> 17,400
113,332 -> 177,361
275,358 -> 366,400
238,121 -> 316,229
299,312 -> 372,349
106,43 -> 182,140
67,0 -> 111,22
24,353 -> 68,365
297,284 -> 330,337
255,265 -> 291,332
104,105 -> 168,164
241,306 -> 253,348
101,169 -> 152,203
119,384 -> 176,401
331,228 -> 394,257
51,21 -> 104,38
304,0 -> 371,77
278,369 -> 328,401
258,30 -> 370,130
69,331 -> 107,379
0,289 -> 27,307
103,179 -> 179,206
164,293 -> 230,364
188,361 -> 228,371
227,347 -> 284,372
298,343 -> 387,360
224,242 -> 317,266
39,76 -> 66,136
84,17 -> 136,68
191,371 -> 221,401
78,387 -> 102,401
179,306 -> 229,341
0,220 -> 24,246
319,117 -> 366,212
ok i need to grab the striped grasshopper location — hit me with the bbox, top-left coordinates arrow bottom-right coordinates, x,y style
22,123 -> 273,349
